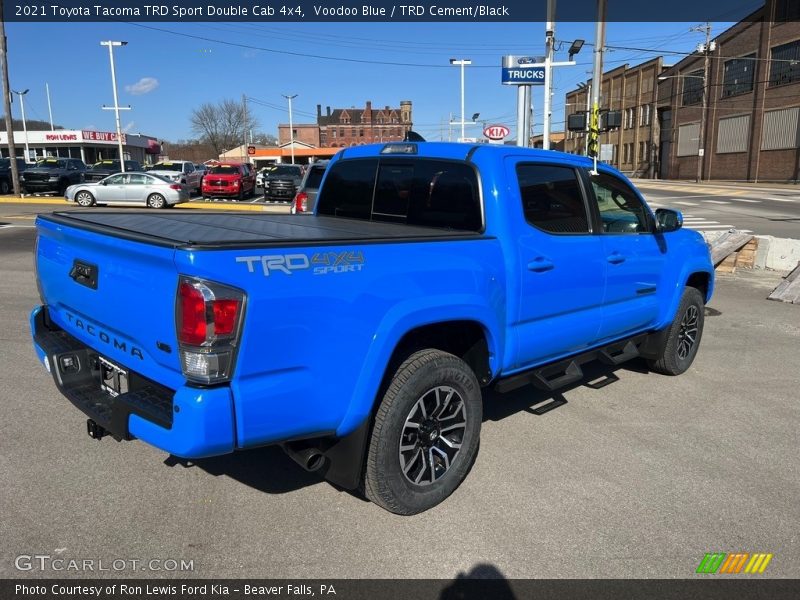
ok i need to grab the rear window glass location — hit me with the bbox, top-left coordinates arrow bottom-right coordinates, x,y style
35,159 -> 66,169
209,166 -> 239,175
153,163 -> 182,172
517,164 -> 589,234
304,165 -> 327,189
317,158 -> 482,232
271,165 -> 303,176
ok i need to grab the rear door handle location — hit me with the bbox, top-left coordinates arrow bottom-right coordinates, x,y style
607,253 -> 627,265
528,257 -> 555,272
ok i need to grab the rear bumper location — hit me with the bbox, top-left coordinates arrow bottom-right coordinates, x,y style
30,306 -> 235,459
22,182 -> 61,193
202,186 -> 241,197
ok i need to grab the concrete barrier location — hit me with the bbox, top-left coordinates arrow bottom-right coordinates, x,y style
701,230 -> 800,272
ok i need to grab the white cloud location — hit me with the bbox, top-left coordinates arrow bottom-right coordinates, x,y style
125,77 -> 159,95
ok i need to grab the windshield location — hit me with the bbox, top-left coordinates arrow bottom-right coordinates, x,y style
0,159 -> 8,168
152,163 -> 183,172
208,166 -> 239,175
271,165 -> 302,177
34,159 -> 66,169
91,161 -> 120,170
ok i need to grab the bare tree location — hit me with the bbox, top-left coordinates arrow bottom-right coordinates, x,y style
190,99 -> 260,156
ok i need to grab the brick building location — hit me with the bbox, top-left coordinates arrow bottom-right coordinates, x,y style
564,57 -> 665,177
317,101 -> 413,148
277,123 -> 320,147
657,0 -> 800,182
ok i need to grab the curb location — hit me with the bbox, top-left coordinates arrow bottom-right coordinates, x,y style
0,197 -> 287,212
632,179 -> 800,195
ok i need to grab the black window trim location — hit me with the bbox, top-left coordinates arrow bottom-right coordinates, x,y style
321,156 -> 486,234
516,160 -> 595,237
582,167 -> 656,236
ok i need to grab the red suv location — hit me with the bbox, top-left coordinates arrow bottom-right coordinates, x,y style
201,163 -> 256,200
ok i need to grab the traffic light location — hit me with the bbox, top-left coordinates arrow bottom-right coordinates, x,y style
601,110 -> 622,131
567,113 -> 587,132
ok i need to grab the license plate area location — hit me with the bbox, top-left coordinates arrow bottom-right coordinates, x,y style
99,356 -> 128,397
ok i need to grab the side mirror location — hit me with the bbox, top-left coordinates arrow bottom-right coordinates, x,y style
655,208 -> 682,233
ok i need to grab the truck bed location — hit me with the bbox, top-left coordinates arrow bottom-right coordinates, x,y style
40,211 -> 484,249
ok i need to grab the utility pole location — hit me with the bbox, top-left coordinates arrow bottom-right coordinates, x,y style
12,89 -> 29,162
694,22 -> 712,183
282,94 -> 297,164
450,58 -> 472,141
589,0 -> 607,173
100,41 -> 129,172
448,112 -> 453,142
0,8 -> 21,194
242,93 -> 248,165
46,83 -> 54,131
543,0 -> 556,150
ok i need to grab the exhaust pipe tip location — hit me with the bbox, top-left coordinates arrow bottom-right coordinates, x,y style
284,443 -> 326,472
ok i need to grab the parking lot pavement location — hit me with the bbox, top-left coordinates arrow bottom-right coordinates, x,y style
0,225 -> 798,579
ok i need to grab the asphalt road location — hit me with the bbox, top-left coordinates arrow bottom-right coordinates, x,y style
1,223 -> 798,581
634,181 -> 800,239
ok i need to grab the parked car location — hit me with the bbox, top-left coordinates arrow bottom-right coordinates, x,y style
260,163 -> 304,202
65,172 -> 189,208
202,163 -> 256,200
146,160 -> 202,194
193,164 -> 209,181
0,158 -> 27,194
291,160 -> 329,214
20,157 -> 86,195
84,160 -> 142,182
30,141 -> 714,515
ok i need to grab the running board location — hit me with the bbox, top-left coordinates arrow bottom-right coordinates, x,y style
495,334 -> 649,394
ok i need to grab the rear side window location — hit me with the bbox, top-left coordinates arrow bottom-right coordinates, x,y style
317,158 -> 482,232
304,166 -> 327,189
517,164 -> 590,234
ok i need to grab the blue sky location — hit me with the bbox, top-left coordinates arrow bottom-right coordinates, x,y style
4,19 -> 741,144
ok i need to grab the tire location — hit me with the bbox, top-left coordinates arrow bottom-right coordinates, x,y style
58,180 -> 69,196
147,193 -> 166,209
0,179 -> 9,195
364,349 -> 482,515
647,287 -> 705,376
74,191 -> 95,207
237,188 -> 244,202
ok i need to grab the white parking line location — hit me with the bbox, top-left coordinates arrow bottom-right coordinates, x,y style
729,198 -> 761,203
765,196 -> 799,202
673,201 -> 699,206
643,194 -> 711,200
703,200 -> 731,205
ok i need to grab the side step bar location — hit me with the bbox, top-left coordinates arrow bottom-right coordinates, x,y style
495,333 -> 649,394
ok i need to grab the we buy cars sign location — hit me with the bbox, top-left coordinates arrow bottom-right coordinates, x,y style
483,125 -> 510,141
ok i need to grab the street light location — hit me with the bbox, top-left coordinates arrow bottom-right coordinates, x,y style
659,73 -> 707,182
11,88 -> 29,162
100,41 -> 129,172
282,94 -> 298,164
450,58 -> 472,142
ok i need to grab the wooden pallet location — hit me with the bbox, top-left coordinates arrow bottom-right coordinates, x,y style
768,262 -> 800,304
709,231 -> 757,274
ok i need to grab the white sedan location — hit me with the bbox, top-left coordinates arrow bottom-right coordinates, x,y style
65,172 -> 190,208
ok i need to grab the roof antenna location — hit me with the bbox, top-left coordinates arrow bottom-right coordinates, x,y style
403,131 -> 426,142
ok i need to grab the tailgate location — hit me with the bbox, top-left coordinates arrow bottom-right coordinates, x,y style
35,215 -> 184,390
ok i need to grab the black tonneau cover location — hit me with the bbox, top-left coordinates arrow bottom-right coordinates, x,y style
40,211 -> 485,249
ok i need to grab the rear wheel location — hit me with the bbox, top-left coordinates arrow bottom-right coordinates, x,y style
75,191 -> 95,207
647,287 -> 705,376
0,179 -> 10,195
147,193 -> 166,209
58,179 -> 69,196
364,349 -> 482,515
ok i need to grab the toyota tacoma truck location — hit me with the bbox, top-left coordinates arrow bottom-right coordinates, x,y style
30,142 -> 714,515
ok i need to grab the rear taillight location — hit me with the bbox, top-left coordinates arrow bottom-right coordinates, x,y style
294,191 -> 308,212
169,184 -> 182,190
176,277 -> 246,384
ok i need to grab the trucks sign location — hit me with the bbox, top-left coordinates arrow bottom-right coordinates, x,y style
502,55 -> 546,86
483,125 -> 510,140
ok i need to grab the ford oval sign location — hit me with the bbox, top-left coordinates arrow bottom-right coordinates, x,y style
484,125 -> 510,141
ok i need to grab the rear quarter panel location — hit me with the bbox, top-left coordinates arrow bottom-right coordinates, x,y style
178,236 -> 506,447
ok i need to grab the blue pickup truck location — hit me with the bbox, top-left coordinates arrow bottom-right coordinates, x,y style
30,142 -> 713,514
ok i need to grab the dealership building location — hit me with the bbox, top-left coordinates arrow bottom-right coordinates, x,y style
0,129 -> 162,165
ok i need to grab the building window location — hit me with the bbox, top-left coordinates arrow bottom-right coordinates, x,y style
761,107 -> 800,150
359,129 -> 364,137
717,114 -> 751,153
331,130 -> 337,138
775,0 -> 800,22
682,70 -> 705,106
639,141 -> 648,162
677,123 -> 700,156
722,54 -> 756,98
769,40 -> 800,87
640,105 -> 651,127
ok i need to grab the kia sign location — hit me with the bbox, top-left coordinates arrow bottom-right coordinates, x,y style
484,125 -> 510,141
502,55 -> 546,85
